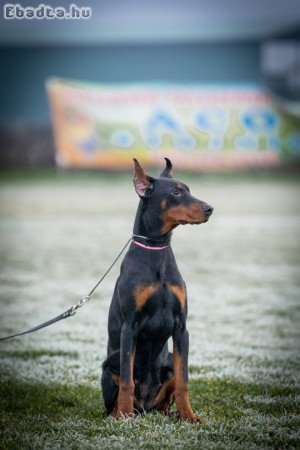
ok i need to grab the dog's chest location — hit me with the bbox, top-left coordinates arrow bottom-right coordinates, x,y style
137,282 -> 185,338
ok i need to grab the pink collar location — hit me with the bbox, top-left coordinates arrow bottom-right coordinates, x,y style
133,240 -> 168,251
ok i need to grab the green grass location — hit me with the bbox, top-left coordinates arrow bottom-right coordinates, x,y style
0,377 -> 299,449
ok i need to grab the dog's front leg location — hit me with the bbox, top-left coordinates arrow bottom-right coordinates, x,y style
114,322 -> 136,420
173,327 -> 203,422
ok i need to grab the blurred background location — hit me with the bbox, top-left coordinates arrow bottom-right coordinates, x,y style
0,0 -> 299,170
0,5 -> 300,446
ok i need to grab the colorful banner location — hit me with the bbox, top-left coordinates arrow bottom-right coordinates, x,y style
47,78 -> 300,171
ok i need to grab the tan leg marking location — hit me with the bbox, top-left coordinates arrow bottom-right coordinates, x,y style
155,377 -> 175,412
173,348 -> 203,422
114,348 -> 136,420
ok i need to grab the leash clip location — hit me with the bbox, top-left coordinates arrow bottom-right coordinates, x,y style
69,295 -> 90,316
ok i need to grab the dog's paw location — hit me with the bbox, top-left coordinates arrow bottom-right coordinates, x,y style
178,412 -> 204,423
112,410 -> 134,421
189,414 -> 205,424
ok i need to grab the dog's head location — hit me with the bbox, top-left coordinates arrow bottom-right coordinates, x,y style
133,158 -> 213,235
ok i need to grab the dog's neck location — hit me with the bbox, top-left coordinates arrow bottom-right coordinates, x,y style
133,199 -> 172,246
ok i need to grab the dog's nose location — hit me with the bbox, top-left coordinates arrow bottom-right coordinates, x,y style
203,203 -> 213,216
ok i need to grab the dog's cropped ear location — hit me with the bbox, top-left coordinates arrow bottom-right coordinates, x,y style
160,157 -> 173,179
133,159 -> 153,197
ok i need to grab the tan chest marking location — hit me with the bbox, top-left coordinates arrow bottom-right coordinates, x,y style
134,284 -> 160,311
167,284 -> 187,309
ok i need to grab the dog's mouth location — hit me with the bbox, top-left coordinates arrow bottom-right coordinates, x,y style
178,216 -> 209,225
161,204 -> 211,234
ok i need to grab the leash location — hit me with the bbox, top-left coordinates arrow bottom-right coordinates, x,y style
0,236 -> 133,341
0,233 -> 170,342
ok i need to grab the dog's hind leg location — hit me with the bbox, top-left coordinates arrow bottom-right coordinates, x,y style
154,377 -> 175,413
101,351 -> 120,416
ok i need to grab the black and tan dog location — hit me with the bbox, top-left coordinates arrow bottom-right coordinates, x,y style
101,158 -> 213,421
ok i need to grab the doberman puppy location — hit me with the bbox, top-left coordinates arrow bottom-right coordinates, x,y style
101,158 -> 213,421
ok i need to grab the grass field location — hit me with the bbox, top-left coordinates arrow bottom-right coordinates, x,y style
0,169 -> 299,449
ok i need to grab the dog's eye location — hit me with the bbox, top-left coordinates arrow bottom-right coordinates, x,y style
173,189 -> 181,196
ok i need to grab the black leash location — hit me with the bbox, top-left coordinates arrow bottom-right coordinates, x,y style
0,236 -> 133,341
